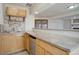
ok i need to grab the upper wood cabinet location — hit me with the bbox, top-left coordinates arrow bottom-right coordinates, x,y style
6,6 -> 26,17
6,7 -> 17,16
17,9 -> 26,17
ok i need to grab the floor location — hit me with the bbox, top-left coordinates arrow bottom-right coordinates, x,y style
11,51 -> 29,55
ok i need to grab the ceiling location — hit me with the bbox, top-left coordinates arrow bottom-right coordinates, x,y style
3,3 -> 79,18
35,3 -> 79,18
4,3 -> 27,7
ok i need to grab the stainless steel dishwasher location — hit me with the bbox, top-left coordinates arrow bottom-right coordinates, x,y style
29,35 -> 36,55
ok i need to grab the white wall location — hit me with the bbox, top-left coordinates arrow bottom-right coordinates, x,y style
0,3 -> 4,24
25,14 -> 35,31
63,19 -> 71,30
48,14 -> 79,30
48,19 -> 64,29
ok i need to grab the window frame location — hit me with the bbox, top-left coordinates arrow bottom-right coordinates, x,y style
35,19 -> 48,29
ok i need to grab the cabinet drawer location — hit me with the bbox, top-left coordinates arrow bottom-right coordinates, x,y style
36,39 -> 68,55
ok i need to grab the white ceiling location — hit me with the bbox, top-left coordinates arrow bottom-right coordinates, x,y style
3,3 -> 79,18
35,3 -> 79,18
4,3 -> 27,7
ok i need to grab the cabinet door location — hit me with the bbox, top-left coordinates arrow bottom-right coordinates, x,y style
7,7 -> 18,16
24,34 -> 28,49
0,38 -> 2,54
16,36 -> 24,49
1,38 -> 17,54
27,36 -> 30,53
36,39 -> 68,55
45,51 -> 52,55
36,45 -> 44,55
17,9 -> 26,17
24,34 -> 30,52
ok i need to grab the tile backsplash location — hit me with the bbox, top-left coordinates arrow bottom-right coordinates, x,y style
2,16 -> 25,33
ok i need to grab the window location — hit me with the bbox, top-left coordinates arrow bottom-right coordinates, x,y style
35,19 -> 48,29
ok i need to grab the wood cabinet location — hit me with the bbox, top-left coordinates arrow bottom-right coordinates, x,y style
6,7 -> 18,16
6,7 -> 26,17
0,38 -> 4,54
0,34 -> 24,54
44,51 -> 52,55
24,33 -> 36,54
36,44 -> 44,55
17,9 -> 26,17
36,39 -> 69,55
24,33 -> 30,53
16,36 -> 24,49
24,33 -> 69,55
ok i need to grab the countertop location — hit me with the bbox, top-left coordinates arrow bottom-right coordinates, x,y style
26,30 -> 79,55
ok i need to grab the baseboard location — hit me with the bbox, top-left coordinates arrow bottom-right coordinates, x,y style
0,48 -> 25,55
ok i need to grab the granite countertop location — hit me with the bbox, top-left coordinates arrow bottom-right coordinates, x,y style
26,30 -> 79,55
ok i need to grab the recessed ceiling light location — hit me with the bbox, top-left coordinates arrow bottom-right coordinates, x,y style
67,5 -> 78,9
34,11 -> 38,14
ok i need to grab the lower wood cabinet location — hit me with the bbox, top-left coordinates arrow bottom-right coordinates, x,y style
24,33 -> 69,55
44,51 -> 52,55
36,45 -> 44,55
0,35 -> 24,54
24,33 -> 30,53
36,39 -> 69,55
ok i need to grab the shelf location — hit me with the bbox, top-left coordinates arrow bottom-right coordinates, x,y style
8,16 -> 25,22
